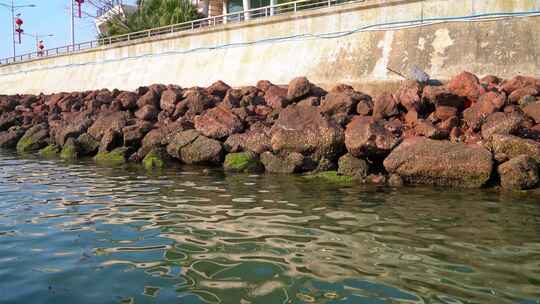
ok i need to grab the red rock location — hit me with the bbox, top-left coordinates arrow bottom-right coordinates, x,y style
88,111 -> 130,140
438,116 -> 459,133
373,93 -> 399,120
414,120 -> 448,139
462,96 -> 499,130
394,80 -> 423,112
345,116 -> 399,158
434,106 -> 458,121
256,80 -> 273,92
264,85 -> 288,109
207,80 -> 231,98
449,127 -> 463,142
523,101 -> 540,124
481,112 -> 524,139
330,84 -> 355,93
480,75 -> 501,90
500,75 -> 540,93
356,99 -> 373,116
194,106 -> 244,139
297,97 -> 320,107
137,90 -> 160,109
182,88 -> 216,115
508,86 -> 538,104
99,129 -> 122,152
384,137 -> 493,188
271,105 -> 344,161
404,110 -> 418,126
135,105 -> 159,121
447,71 -> 485,103
287,77 -> 312,101
115,92 -> 138,110
320,93 -> 357,114
160,89 -> 182,113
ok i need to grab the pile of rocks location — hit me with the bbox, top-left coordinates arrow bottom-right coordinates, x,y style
0,72 -> 539,190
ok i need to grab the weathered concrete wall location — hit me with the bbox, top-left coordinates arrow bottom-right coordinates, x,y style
0,0 -> 539,95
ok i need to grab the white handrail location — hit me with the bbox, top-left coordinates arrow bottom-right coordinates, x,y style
0,0 -> 363,65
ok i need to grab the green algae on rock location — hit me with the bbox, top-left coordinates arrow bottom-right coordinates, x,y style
16,124 -> 49,153
142,149 -> 166,170
60,138 -> 79,160
303,171 -> 353,184
224,152 -> 263,173
39,144 -> 61,158
94,147 -> 130,165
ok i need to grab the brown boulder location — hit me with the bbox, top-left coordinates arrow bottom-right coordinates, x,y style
508,86 -> 538,104
0,126 -> 25,148
194,106 -> 244,139
500,75 -> 540,94
182,88 -> 216,115
481,112 -> 524,139
487,134 -> 540,162
287,77 -> 312,101
523,101 -> 540,124
137,90 -> 160,109
116,91 -> 138,110
160,89 -> 182,113
271,105 -> 344,161
394,80 -> 423,112
320,93 -> 357,114
166,130 -> 222,164
414,120 -> 448,139
135,105 -> 159,121
224,127 -> 272,154
447,71 -> 485,103
498,155 -> 539,190
88,111 -> 130,140
462,93 -> 503,130
373,93 -> 399,119
264,85 -> 288,109
345,116 -> 400,158
260,151 -> 304,173
207,80 -> 231,99
383,137 -> 493,188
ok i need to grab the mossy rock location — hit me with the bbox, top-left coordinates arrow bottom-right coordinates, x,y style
224,152 -> 263,173
16,124 -> 49,153
16,135 -> 46,153
60,138 -> 79,160
39,145 -> 60,158
142,149 -> 166,170
303,171 -> 354,184
94,147 -> 129,166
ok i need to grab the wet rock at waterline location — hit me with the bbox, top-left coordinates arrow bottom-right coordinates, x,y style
0,72 -> 539,190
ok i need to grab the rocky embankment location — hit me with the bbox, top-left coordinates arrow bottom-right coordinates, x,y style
1,72 -> 539,190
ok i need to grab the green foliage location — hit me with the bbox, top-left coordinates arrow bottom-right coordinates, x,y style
100,0 -> 202,38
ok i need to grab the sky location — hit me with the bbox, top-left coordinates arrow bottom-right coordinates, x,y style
0,0 -> 135,59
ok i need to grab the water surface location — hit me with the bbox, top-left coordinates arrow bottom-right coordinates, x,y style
0,151 -> 539,304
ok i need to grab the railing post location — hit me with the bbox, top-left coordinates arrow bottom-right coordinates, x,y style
328,0 -> 331,6
294,2 -> 297,12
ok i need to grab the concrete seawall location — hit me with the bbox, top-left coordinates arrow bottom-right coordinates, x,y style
0,0 -> 539,95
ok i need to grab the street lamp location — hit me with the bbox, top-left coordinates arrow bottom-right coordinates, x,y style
0,1 -> 36,58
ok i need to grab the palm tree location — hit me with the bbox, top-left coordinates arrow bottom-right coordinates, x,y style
100,0 -> 202,37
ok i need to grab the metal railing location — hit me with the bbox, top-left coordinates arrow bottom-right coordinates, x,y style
0,0 -> 363,66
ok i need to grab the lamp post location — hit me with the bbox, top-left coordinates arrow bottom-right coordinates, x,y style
0,1 -> 36,58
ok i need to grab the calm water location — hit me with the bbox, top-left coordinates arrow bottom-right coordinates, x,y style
0,151 -> 539,304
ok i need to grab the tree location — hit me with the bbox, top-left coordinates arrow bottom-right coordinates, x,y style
94,0 -> 202,38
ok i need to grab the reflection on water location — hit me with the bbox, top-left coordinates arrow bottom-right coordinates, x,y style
0,150 -> 539,304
